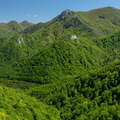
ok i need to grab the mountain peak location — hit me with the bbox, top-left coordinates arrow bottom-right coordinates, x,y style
60,9 -> 74,16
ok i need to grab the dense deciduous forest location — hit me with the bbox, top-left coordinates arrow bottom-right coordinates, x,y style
1,7 -> 120,120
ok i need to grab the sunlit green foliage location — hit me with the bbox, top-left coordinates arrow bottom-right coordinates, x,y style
0,7 -> 120,120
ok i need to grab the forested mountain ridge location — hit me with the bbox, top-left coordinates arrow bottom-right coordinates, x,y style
23,7 -> 120,36
0,21 -> 33,36
0,7 -> 120,120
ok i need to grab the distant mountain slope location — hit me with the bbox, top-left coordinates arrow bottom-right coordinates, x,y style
0,21 -> 33,36
0,23 -> 13,36
78,7 -> 120,35
23,7 -> 120,37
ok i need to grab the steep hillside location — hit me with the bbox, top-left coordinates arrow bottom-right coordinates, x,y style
0,6 -> 120,120
77,7 -> 120,35
27,60 -> 120,120
9,30 -> 120,84
0,86 -> 60,120
0,8 -> 120,84
11,36 -> 104,83
95,32 -> 120,63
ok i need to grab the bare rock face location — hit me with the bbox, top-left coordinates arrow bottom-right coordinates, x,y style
57,9 -> 83,28
57,9 -> 75,20
60,9 -> 74,16
63,15 -> 83,28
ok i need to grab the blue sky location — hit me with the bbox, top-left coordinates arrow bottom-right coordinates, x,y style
0,0 -> 120,23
